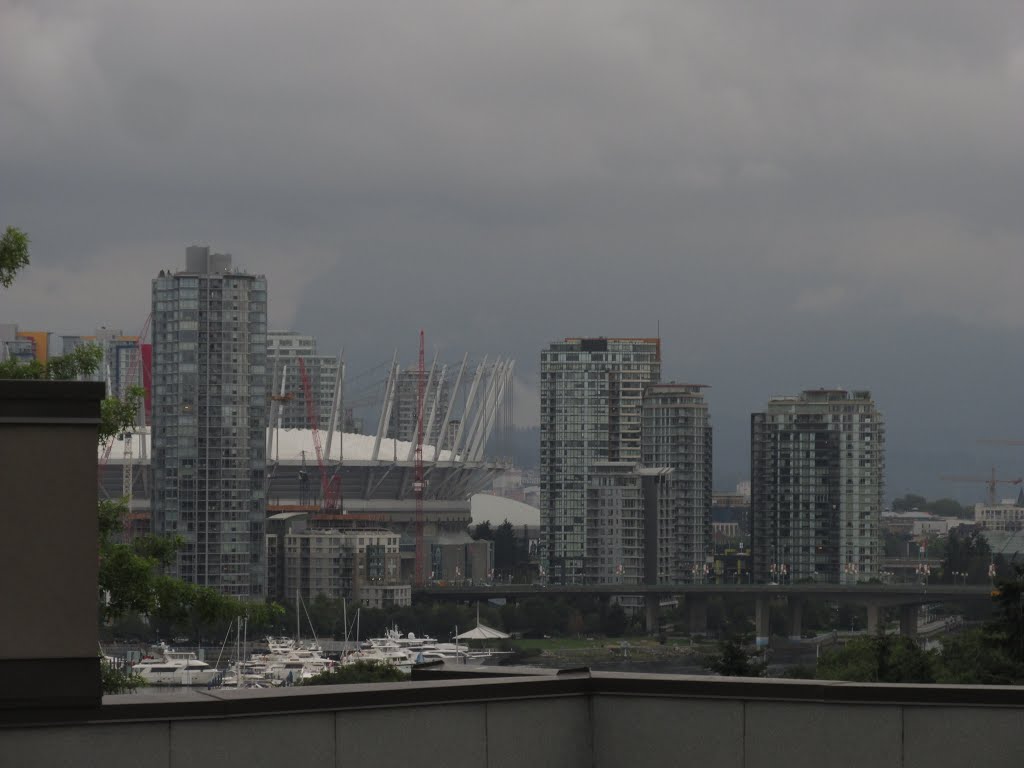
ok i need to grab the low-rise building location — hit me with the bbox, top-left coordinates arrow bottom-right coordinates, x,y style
266,521 -> 410,607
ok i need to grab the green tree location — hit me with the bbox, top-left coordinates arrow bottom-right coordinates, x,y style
989,565 -> 1024,663
931,498 -> 971,519
301,660 -> 408,685
493,519 -> 518,572
471,521 -> 493,541
940,526 -> 992,584
816,634 -> 936,683
704,638 -> 765,677
935,629 -> 1023,685
0,225 -> 30,288
892,493 -> 927,512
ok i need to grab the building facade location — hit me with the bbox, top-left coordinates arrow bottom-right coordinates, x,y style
267,331 -> 339,431
151,246 -> 269,598
539,337 -> 661,584
584,463 -> 673,585
268,526 -> 410,607
641,383 -> 713,582
751,389 -> 885,584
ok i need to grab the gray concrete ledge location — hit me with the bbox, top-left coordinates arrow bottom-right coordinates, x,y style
3,669 -> 1023,730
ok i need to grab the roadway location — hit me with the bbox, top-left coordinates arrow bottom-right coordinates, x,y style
414,582 -> 995,608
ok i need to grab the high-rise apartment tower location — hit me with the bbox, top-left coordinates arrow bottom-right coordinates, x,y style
539,337 -> 661,584
641,383 -> 713,582
151,246 -> 269,598
750,389 -> 884,585
267,331 -> 339,431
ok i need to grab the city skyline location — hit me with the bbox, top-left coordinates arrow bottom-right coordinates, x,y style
4,3 -> 1024,499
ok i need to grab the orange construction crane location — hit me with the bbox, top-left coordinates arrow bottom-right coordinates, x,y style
940,466 -> 1022,506
298,357 -> 342,522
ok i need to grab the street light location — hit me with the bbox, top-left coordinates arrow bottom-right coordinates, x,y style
843,562 -> 858,584
916,563 -> 931,587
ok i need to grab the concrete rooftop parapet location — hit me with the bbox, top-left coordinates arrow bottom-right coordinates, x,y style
2,670 -> 1024,768
0,380 -> 104,710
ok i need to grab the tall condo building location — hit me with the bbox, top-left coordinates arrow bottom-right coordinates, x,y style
750,389 -> 885,585
267,331 -> 339,431
151,246 -> 269,598
540,337 -> 661,584
641,384 -> 713,582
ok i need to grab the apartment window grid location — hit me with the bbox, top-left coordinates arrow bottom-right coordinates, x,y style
540,339 -> 660,584
641,384 -> 712,583
751,391 -> 884,585
151,252 -> 268,599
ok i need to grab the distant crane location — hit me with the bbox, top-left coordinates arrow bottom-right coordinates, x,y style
940,466 -> 1022,506
413,330 -> 427,588
298,357 -> 342,522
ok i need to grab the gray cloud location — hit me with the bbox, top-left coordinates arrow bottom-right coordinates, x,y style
3,1 -> 1024,498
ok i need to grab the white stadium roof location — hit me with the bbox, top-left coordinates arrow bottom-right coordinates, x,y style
100,428 -> 457,463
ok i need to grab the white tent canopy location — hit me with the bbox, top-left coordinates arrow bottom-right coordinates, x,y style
453,623 -> 509,640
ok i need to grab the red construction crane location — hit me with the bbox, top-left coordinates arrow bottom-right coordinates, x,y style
298,357 -> 342,521
940,466 -> 1022,506
414,330 -> 427,588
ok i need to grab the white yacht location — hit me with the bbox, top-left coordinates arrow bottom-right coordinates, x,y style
132,649 -> 220,686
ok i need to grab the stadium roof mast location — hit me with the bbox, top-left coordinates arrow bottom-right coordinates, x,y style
433,353 -> 468,462
371,350 -> 399,462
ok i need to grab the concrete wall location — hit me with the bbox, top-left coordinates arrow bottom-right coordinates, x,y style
2,673 -> 1022,767
0,381 -> 104,709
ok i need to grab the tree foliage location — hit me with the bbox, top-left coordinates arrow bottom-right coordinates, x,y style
300,660 -> 408,686
705,638 -> 764,677
470,521 -> 493,541
816,634 -> 935,683
0,343 -> 105,382
0,225 -> 30,288
493,519 -> 518,571
100,658 -> 145,695
939,526 -> 997,584
891,493 -> 970,518
989,565 -> 1024,664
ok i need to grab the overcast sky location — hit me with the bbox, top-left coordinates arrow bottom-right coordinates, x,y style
3,1 -> 1024,500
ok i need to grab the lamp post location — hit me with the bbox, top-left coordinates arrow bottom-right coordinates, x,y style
916,563 -> 931,587
843,562 -> 858,585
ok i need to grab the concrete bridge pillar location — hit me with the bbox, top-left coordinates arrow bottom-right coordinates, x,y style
686,597 -> 708,637
866,604 -> 882,635
755,597 -> 770,648
899,605 -> 918,638
644,593 -> 660,635
787,599 -> 803,642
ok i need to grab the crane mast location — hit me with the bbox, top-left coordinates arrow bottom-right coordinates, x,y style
414,330 -> 426,587
298,356 -> 342,522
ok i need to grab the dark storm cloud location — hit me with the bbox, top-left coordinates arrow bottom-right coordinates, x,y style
3,1 -> 1024,496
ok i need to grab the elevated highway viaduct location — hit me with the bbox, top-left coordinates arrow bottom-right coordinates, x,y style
414,583 -> 995,646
